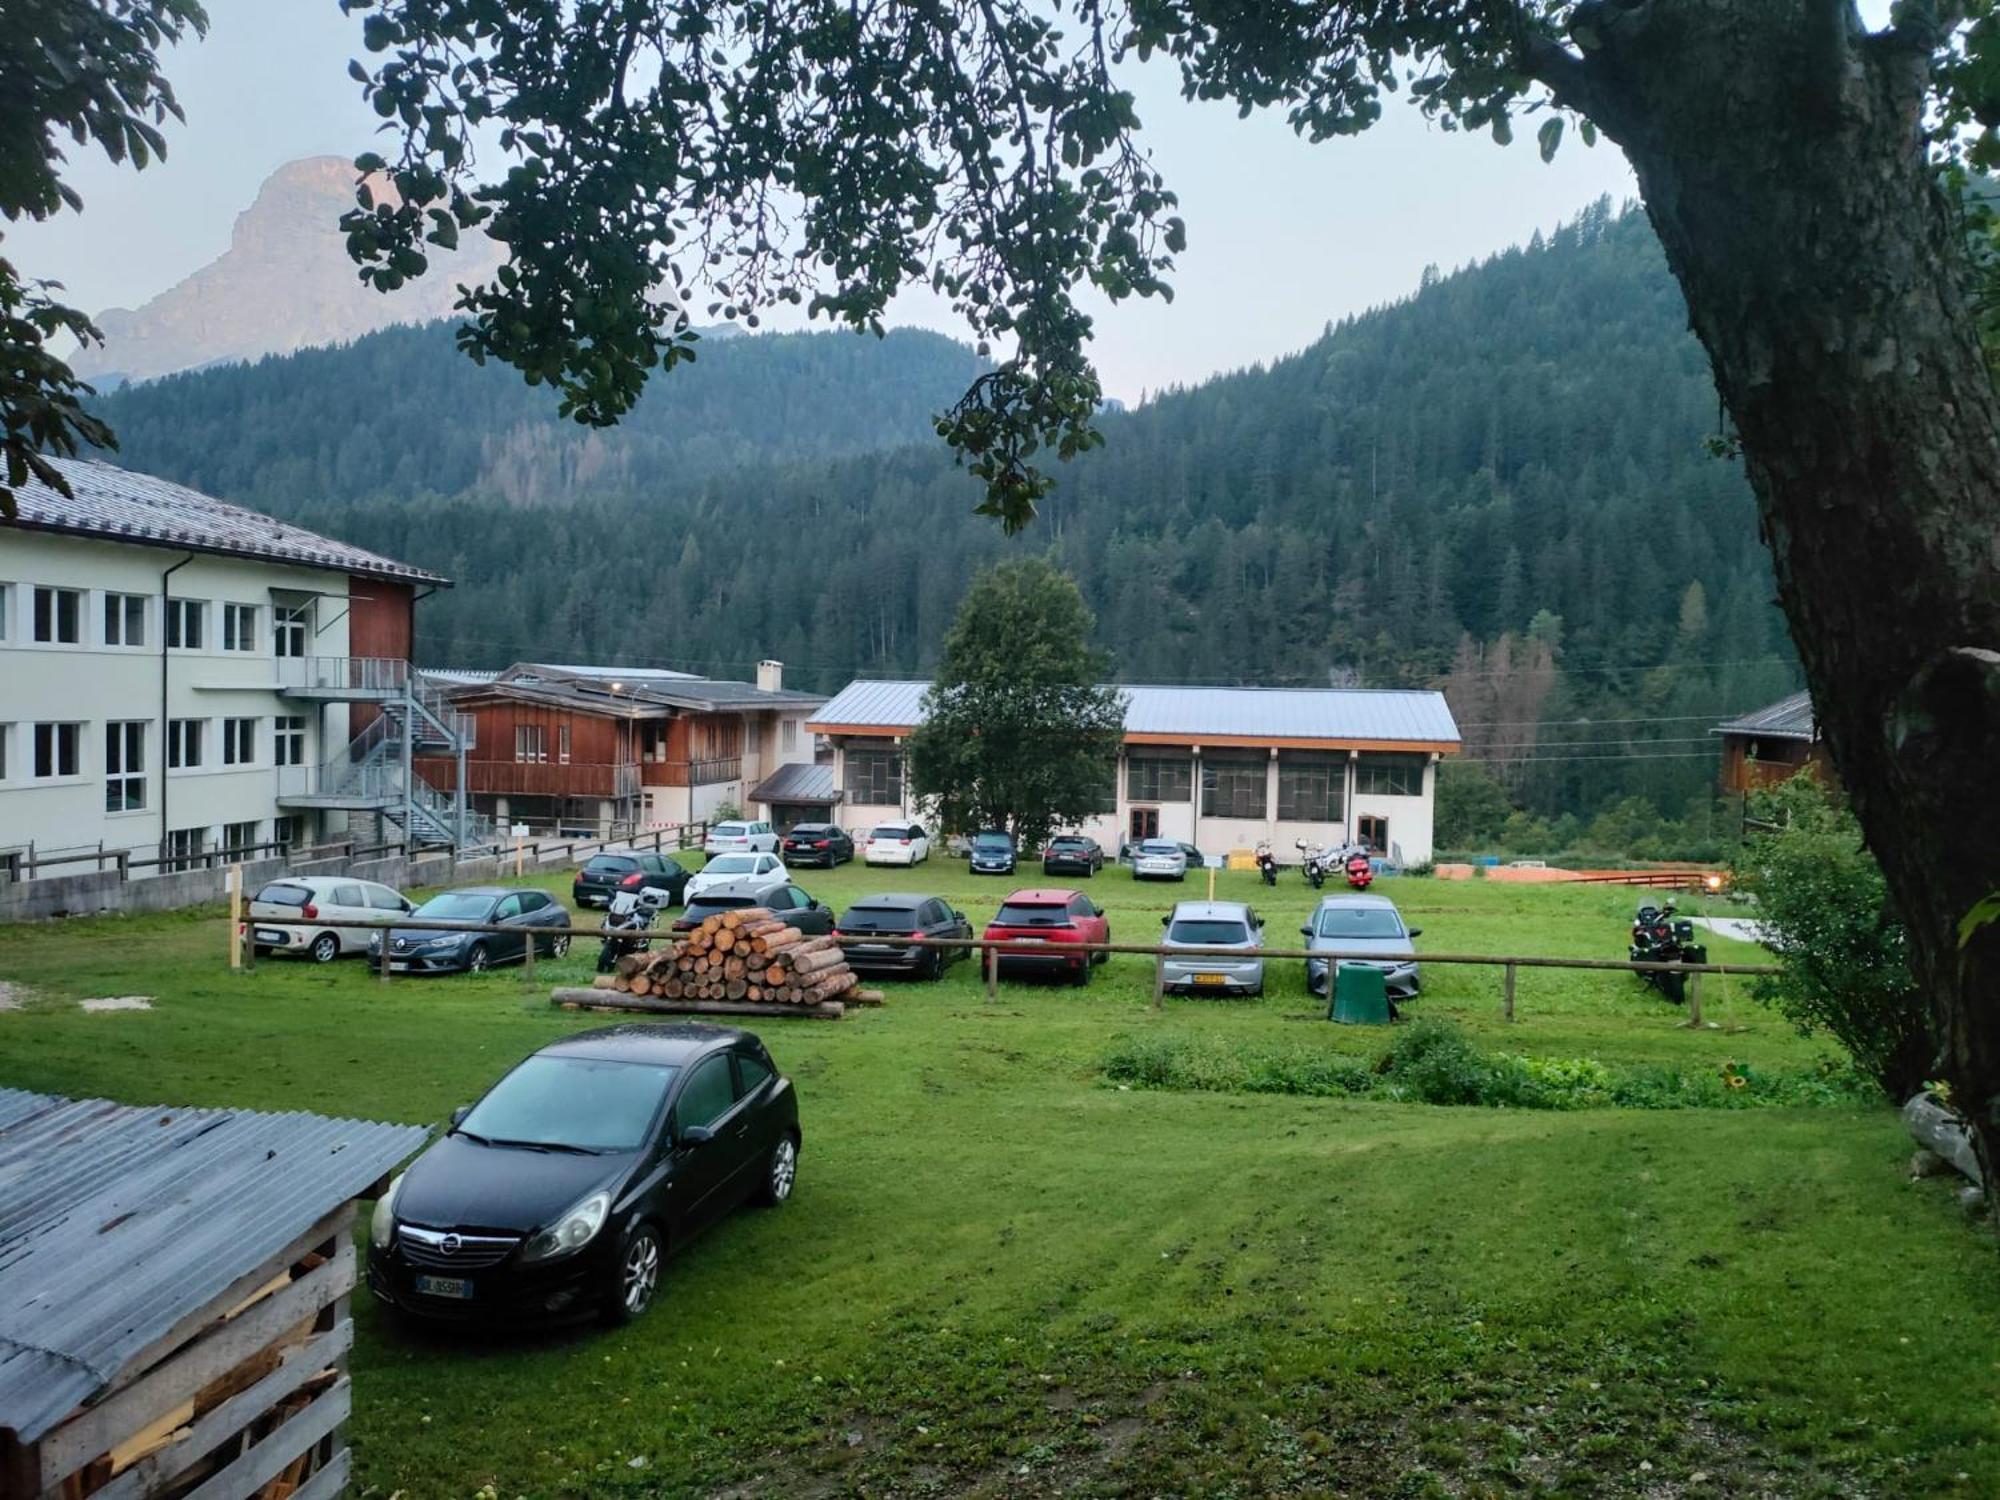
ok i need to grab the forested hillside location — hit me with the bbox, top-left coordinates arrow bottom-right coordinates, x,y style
93,324 -> 989,504
89,200 -> 1798,839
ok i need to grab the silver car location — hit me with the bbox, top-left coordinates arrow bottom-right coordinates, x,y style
1132,838 -> 1190,881
1302,894 -> 1422,1000
1160,900 -> 1265,996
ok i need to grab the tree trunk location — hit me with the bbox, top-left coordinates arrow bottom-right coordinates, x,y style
1548,1 -> 2000,1172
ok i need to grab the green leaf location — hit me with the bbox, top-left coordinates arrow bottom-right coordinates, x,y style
1537,116 -> 1563,164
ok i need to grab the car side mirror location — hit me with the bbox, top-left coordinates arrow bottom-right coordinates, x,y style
450,1105 -> 470,1126
1256,917 -> 1266,927
1300,925 -> 1312,937
1160,914 -> 1169,926
680,1124 -> 716,1149
1408,927 -> 1423,938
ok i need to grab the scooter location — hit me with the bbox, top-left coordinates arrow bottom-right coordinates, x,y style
597,884 -> 675,973
1255,840 -> 1279,886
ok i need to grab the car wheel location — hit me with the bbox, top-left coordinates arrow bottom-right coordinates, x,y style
925,947 -> 946,982
309,932 -> 339,964
602,1221 -> 664,1325
253,944 -> 274,958
754,1134 -> 800,1207
465,942 -> 491,974
1072,958 -> 1093,987
549,934 -> 571,958
1094,928 -> 1110,964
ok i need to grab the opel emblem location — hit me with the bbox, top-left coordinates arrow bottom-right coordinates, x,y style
440,1233 -> 461,1255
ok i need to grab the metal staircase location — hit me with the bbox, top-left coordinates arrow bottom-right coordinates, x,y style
276,659 -> 497,849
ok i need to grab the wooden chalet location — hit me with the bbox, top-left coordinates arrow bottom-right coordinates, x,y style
1713,691 -> 1832,794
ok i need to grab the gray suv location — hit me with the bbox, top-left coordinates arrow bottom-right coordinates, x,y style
1158,900 -> 1265,996
1302,894 -> 1422,1001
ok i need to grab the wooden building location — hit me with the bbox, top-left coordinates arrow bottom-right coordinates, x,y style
418,661 -> 824,835
0,1088 -> 423,1500
1713,691 -> 1832,794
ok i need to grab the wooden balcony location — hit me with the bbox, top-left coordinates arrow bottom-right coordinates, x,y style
420,759 -> 642,799
639,757 -> 743,788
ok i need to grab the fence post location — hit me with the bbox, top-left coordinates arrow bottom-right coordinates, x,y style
985,942 -> 998,1003
227,864 -> 243,971
524,926 -> 538,987
1685,970 -> 1703,1027
1152,951 -> 1166,1011
1502,962 -> 1516,1022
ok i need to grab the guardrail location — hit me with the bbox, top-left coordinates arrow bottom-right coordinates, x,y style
224,910 -> 1774,1028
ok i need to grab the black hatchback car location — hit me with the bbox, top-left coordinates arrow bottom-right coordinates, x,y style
1041,835 -> 1104,877
371,887 -> 572,973
674,883 -> 835,936
780,824 -> 853,867
573,850 -> 691,910
836,894 -> 973,980
968,830 -> 1017,875
368,1023 -> 800,1326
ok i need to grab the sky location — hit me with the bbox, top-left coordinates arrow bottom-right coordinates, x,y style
11,0 -> 1639,404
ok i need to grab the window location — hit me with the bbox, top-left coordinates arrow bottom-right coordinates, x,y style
104,722 -> 146,811
167,718 -> 204,769
495,893 -> 524,919
367,885 -> 407,912
222,820 -> 260,855
1201,751 -> 1268,820
272,815 -> 304,849
1358,814 -> 1390,854
1092,761 -> 1119,813
222,717 -> 257,765
515,725 -> 548,763
221,603 -> 257,652
0,724 -> 9,781
1127,753 -> 1193,803
780,719 -> 798,754
274,715 -> 306,766
520,891 -> 551,912
734,1051 -> 773,1098
558,724 -> 571,764
164,827 -> 206,872
0,582 -> 10,640
845,746 -> 904,805
103,592 -> 146,647
1276,751 -> 1344,822
675,1055 -> 735,1133
1355,753 -> 1427,797
332,883 -> 365,907
33,722 -> 80,779
32,586 -> 81,644
165,598 -> 204,649
273,603 -> 308,658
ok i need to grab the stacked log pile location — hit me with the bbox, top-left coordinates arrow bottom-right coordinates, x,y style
552,908 -> 885,1020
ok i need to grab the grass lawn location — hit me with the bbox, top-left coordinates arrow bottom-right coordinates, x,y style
1,861 -> 1994,1496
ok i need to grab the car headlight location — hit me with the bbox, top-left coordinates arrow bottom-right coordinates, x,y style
520,1190 -> 611,1263
370,1172 -> 403,1246
368,933 -> 382,952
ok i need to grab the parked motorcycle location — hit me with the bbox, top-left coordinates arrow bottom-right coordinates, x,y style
1344,851 -> 1375,891
1628,899 -> 1707,1002
597,884 -> 675,973
1255,840 -> 1279,887
1296,839 -> 1332,888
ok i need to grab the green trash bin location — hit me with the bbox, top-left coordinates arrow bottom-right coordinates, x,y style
1329,963 -> 1391,1025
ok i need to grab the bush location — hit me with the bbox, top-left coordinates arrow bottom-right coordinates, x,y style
1732,775 -> 1937,1099
1381,1020 -> 1491,1105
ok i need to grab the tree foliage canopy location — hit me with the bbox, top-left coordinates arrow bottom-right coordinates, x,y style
905,557 -> 1124,848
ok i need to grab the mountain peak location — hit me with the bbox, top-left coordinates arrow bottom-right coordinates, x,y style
73,155 -> 504,385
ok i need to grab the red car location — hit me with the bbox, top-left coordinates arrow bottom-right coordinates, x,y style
983,887 -> 1112,986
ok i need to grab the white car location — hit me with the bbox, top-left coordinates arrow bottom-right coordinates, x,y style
704,819 -> 780,855
246,876 -> 416,963
685,851 -> 790,902
863,822 -> 931,866
1132,839 -> 1191,881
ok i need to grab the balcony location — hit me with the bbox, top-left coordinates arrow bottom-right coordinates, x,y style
639,756 -> 742,788
274,655 -> 409,701
421,759 -> 642,800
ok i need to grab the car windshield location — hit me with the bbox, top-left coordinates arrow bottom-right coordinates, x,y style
973,833 -> 1012,849
1315,907 -> 1406,939
1140,841 -> 1181,856
705,855 -> 758,874
994,902 -> 1069,926
459,1055 -> 676,1152
413,892 -> 498,921
1168,919 -> 1250,945
841,905 -> 919,932
684,896 -> 755,918
584,856 -> 637,875
254,883 -> 312,907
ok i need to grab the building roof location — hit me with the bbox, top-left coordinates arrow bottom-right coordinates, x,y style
439,663 -> 825,720
3,457 -> 448,586
0,1088 -> 424,1444
808,680 -> 1462,748
749,762 -> 840,805
1713,690 -> 1816,742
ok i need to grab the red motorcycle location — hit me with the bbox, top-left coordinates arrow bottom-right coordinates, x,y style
1344,852 -> 1374,890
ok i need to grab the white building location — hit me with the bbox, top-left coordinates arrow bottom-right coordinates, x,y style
0,458 -> 457,878
807,681 -> 1462,864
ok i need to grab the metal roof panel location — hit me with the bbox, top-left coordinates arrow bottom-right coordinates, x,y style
1713,691 -> 1816,741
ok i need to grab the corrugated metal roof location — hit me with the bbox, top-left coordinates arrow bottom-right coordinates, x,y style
462,663 -> 826,717
749,762 -> 840,804
3,457 -> 448,586
1714,691 -> 1816,741
0,1089 -> 425,1444
808,680 -> 1462,746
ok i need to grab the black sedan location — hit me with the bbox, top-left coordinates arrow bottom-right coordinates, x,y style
780,823 -> 853,867
1041,834 -> 1104,877
835,894 -> 973,980
368,1023 -> 800,1325
674,882 -> 836,936
573,850 -> 691,910
371,887 -> 571,974
968,830 -> 1017,875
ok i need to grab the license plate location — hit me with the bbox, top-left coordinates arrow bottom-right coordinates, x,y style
1011,936 -> 1046,944
390,961 -> 413,973
254,928 -> 286,944
414,1274 -> 473,1299
1193,973 -> 1229,986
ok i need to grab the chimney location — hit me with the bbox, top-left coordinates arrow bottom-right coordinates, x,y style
756,659 -> 783,692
